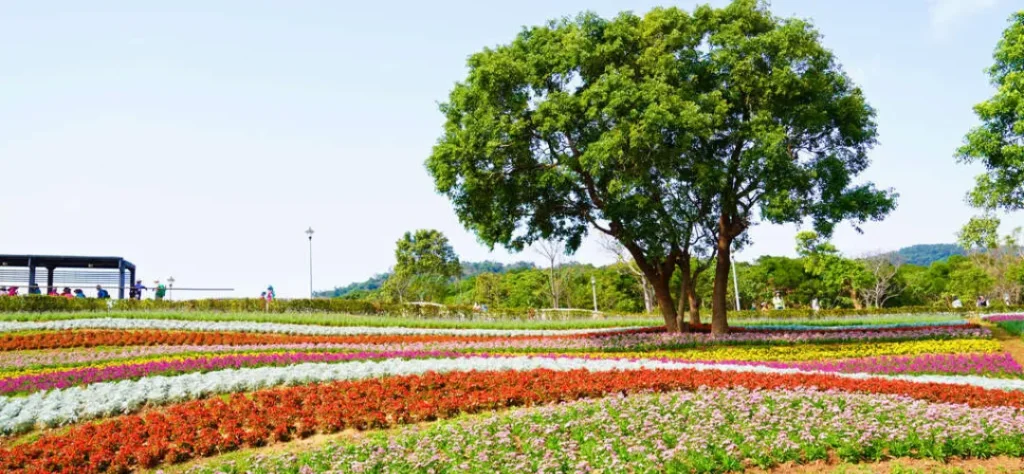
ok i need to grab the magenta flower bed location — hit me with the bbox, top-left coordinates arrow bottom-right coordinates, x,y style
985,314 -> 1024,322
524,352 -> 1023,377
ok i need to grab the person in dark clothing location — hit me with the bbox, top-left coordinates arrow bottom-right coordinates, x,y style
130,280 -> 147,300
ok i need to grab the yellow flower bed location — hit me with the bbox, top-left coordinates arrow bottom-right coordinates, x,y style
534,339 -> 1002,362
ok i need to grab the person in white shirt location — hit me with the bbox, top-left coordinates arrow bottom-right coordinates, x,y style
951,296 -> 963,309
811,297 -> 820,312
772,292 -> 785,310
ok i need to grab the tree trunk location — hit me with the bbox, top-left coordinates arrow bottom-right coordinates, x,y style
711,246 -> 731,334
711,218 -> 734,335
677,256 -> 691,323
688,286 -> 701,326
651,274 -> 679,333
549,266 -> 559,309
850,288 -> 862,309
618,240 -> 681,333
639,276 -> 654,314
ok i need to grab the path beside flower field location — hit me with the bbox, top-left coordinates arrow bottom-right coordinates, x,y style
749,455 -> 1024,473
985,321 -> 1024,368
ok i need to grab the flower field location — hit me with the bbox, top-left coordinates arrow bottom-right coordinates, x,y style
0,312 -> 1023,473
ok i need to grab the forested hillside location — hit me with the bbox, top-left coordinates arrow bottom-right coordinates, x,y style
895,244 -> 965,266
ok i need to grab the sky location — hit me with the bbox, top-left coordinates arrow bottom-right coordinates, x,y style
0,0 -> 1018,298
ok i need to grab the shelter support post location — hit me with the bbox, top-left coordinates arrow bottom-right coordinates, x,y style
27,258 -> 36,292
117,260 -> 126,300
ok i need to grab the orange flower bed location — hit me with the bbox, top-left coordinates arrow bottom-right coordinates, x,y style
0,330 -> 509,350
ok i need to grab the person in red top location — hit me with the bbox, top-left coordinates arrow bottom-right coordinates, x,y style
61,287 -> 74,299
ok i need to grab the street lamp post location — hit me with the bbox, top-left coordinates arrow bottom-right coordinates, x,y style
167,276 -> 175,301
305,227 -> 315,299
590,275 -> 598,313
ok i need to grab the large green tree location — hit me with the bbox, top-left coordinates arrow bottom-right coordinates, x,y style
426,0 -> 894,334
383,229 -> 462,302
958,216 -> 1024,304
958,11 -> 1024,211
795,231 -> 870,308
696,3 -> 895,332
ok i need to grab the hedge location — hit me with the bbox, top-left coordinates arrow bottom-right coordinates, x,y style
0,296 -> 612,321
0,295 -> 1011,320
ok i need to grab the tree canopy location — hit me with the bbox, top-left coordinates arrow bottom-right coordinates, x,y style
958,11 -> 1024,211
382,230 -> 462,302
426,0 -> 895,333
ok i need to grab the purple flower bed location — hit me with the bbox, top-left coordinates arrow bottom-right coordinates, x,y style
3,348 -> 1019,395
0,344 -> 359,370
0,350 -> 460,394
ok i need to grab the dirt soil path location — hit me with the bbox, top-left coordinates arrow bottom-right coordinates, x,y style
752,455 -> 1024,473
984,321 -> 1024,368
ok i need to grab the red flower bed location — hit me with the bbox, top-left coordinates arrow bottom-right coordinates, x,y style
3,366 -> 1024,473
0,327 -> 667,351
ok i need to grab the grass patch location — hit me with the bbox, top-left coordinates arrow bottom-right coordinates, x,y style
0,311 -> 661,330
736,314 -> 966,328
995,319 -> 1024,336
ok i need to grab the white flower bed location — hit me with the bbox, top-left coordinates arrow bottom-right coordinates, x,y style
2,355 -> 1023,435
0,318 -> 632,337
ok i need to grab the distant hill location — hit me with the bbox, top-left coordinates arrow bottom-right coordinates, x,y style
316,260 -> 536,298
315,273 -> 389,298
461,260 -> 535,277
896,244 -> 965,267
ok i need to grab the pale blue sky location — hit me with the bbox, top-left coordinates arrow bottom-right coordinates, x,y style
0,0 -> 1016,297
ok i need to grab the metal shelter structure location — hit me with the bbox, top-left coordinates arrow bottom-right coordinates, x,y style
0,255 -> 137,299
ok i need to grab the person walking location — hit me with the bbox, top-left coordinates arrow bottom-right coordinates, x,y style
811,297 -> 821,313
263,285 -> 275,311
130,280 -> 147,300
154,281 -> 167,301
